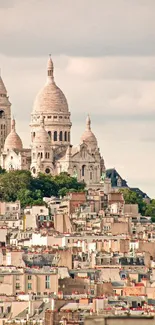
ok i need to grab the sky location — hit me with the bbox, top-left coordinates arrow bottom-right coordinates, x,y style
0,0 -> 155,197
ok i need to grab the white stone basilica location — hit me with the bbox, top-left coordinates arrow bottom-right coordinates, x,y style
0,57 -> 105,187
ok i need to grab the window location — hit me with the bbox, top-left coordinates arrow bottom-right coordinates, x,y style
64,131 -> 67,141
28,275 -> 31,280
45,275 -> 50,289
90,172 -> 92,180
59,131 -> 63,141
48,131 -> 51,138
28,283 -> 32,290
16,283 -> 20,290
68,132 -> 70,142
59,116 -> 62,119
82,165 -> 85,177
41,152 -> 43,158
32,168 -> 36,175
45,168 -> 50,174
16,275 -> 20,281
54,131 -> 57,141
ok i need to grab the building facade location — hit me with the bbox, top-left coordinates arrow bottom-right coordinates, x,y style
0,57 -> 105,188
0,75 -> 11,154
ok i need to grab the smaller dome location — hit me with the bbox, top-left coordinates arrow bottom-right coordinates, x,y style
80,115 -> 98,151
33,115 -> 50,146
4,119 -> 23,151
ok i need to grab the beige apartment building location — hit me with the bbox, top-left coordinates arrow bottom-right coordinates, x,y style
0,269 -> 58,295
85,316 -> 155,325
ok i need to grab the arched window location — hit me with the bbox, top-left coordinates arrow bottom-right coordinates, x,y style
64,131 -> 67,141
90,166 -> 93,180
41,152 -> 43,158
59,131 -> 63,141
54,131 -> 57,141
48,153 -> 50,159
68,132 -> 70,142
82,165 -> 85,177
45,153 -> 48,159
32,167 -> 36,175
48,131 -> 51,138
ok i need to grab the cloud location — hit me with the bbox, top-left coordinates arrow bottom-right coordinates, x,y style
0,0 -> 155,57
0,0 -> 15,8
67,57 -> 155,81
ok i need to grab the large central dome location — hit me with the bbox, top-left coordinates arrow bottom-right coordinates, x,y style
33,56 -> 68,113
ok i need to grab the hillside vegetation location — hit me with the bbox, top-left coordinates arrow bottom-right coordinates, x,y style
0,168 -> 85,208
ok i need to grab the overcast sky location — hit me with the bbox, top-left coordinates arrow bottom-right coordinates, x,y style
0,0 -> 155,197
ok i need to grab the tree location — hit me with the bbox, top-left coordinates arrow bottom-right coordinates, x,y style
0,170 -> 86,208
145,199 -> 155,218
31,173 -> 58,197
58,187 -> 69,198
120,188 -> 147,215
0,170 -> 32,202
0,167 -> 6,175
54,172 -> 85,192
17,188 -> 44,208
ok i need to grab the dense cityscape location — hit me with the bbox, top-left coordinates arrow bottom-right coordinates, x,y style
0,53 -> 154,325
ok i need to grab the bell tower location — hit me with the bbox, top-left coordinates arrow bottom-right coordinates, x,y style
0,74 -> 11,154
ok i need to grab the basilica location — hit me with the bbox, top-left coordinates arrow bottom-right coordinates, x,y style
0,56 -> 105,188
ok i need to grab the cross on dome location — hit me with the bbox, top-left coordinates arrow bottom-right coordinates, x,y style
47,55 -> 54,82
86,114 -> 91,131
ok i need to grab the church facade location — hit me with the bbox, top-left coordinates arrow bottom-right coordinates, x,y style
0,57 -> 105,187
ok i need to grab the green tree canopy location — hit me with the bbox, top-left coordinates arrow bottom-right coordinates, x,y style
0,170 -> 85,208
